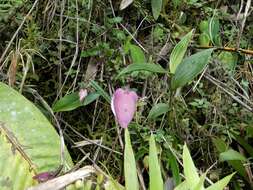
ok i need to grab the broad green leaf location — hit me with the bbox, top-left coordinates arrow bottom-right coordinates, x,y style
151,0 -> 162,20
90,80 -> 111,104
167,151 -> 181,185
124,128 -> 139,190
212,138 -> 248,182
171,48 -> 214,89
174,181 -> 188,190
52,92 -> 100,112
0,82 -> 73,189
183,144 -> 199,188
170,30 -> 194,74
220,149 -> 247,162
129,45 -> 146,64
206,173 -> 235,190
116,63 -> 167,78
149,133 -> 163,190
148,103 -> 170,120
0,125 -> 37,189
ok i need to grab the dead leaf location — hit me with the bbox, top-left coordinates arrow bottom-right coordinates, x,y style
7,52 -> 18,87
120,0 -> 133,10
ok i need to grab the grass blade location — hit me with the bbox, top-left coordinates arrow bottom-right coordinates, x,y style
183,144 -> 199,188
170,30 -> 194,74
124,128 -> 139,190
149,133 -> 163,190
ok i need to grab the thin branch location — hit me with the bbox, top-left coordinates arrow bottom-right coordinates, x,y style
194,45 -> 253,55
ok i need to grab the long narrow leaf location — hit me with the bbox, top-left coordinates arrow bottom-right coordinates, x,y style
183,144 -> 199,188
149,133 -> 163,190
52,92 -> 100,112
170,30 -> 194,74
124,128 -> 139,190
206,173 -> 234,190
167,151 -> 181,185
148,103 -> 170,120
116,63 -> 167,79
90,80 -> 111,103
220,149 -> 247,162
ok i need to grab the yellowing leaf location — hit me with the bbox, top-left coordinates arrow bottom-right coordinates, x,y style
120,0 -> 133,10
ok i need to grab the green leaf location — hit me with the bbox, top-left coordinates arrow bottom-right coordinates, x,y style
220,149 -> 247,162
170,30 -> 194,74
183,144 -> 199,188
129,45 -> 146,64
167,151 -> 181,185
124,128 -> 139,190
116,63 -> 167,79
148,103 -> 170,120
218,52 -> 237,71
212,138 -> 248,182
208,18 -> 221,46
174,181 -> 188,190
149,133 -> 163,190
151,0 -> 162,20
171,48 -> 214,89
0,82 -> 73,189
90,80 -> 111,104
231,132 -> 253,158
193,172 -> 206,190
212,137 -> 228,153
206,173 -> 234,190
52,92 -> 100,112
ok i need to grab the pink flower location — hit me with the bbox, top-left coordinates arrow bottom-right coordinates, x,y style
79,89 -> 88,101
111,88 -> 138,128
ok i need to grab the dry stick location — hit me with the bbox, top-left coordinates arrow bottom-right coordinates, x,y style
60,119 -> 122,155
27,166 -> 96,190
57,0 -> 65,97
194,45 -> 253,55
204,74 -> 253,112
0,0 -> 40,69
206,73 -> 253,106
55,0 -> 79,100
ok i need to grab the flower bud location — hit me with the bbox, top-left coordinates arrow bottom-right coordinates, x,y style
111,88 -> 138,128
